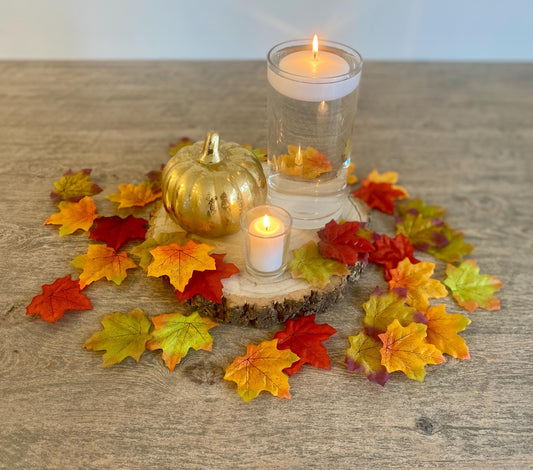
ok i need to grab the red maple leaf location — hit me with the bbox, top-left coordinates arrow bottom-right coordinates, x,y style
352,182 -> 406,214
26,275 -> 93,323
89,215 -> 148,250
273,314 -> 337,376
317,219 -> 374,265
369,233 -> 420,280
174,253 -> 240,304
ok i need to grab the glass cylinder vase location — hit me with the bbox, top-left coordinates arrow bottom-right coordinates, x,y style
267,39 -> 363,229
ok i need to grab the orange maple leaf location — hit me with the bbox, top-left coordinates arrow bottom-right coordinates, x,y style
389,258 -> 448,311
71,244 -> 137,289
421,305 -> 471,360
147,240 -> 216,292
107,181 -> 162,209
276,145 -> 333,178
44,196 -> 98,235
379,319 -> 445,382
224,339 -> 299,402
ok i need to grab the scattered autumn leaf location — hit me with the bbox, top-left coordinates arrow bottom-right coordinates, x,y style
50,169 -> 103,202
175,253 -> 239,304
71,244 -> 137,289
444,259 -> 502,312
44,196 -> 98,236
130,232 -> 189,271
275,145 -> 333,178
89,215 -> 147,250
169,137 -> 193,156
395,212 -> 448,251
145,164 -> 165,189
389,258 -> 448,311
25,274 -> 93,323
369,233 -> 420,280
274,314 -> 337,376
317,219 -> 374,266
427,224 -> 475,263
146,311 -> 218,371
83,308 -> 152,368
352,182 -> 407,215
419,305 -> 471,359
147,240 -> 216,292
362,287 -> 417,336
398,197 -> 447,219
379,319 -> 445,382
289,241 -> 350,288
345,331 -> 390,386
224,339 -> 299,402
242,143 -> 267,161
107,181 -> 162,209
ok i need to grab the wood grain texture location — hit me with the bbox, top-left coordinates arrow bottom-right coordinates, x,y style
0,61 -> 531,469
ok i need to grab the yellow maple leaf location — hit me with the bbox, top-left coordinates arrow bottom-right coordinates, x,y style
422,305 -> 471,360
224,339 -> 299,402
44,196 -> 98,236
107,181 -> 162,209
388,258 -> 448,311
276,145 -> 333,178
147,240 -> 216,292
71,244 -> 137,289
379,319 -> 445,382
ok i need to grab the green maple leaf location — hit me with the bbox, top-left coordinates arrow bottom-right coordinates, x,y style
130,232 -> 188,271
146,311 -> 218,371
428,224 -> 475,263
395,212 -> 447,251
83,308 -> 152,367
444,259 -> 503,312
50,169 -> 103,202
345,331 -> 390,386
289,241 -> 350,288
397,197 -> 447,219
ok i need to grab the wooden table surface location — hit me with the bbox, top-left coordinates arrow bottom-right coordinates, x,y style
0,61 -> 531,469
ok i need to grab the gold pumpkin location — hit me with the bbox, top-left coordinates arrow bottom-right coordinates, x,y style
161,131 -> 267,237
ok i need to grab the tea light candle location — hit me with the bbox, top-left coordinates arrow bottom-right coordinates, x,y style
241,205 -> 292,278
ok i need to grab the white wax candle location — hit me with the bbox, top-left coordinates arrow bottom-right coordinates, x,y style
268,39 -> 361,102
248,214 -> 285,272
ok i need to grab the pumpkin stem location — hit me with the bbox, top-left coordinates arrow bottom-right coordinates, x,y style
199,131 -> 223,165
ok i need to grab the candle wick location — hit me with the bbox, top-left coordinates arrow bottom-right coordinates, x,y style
313,50 -> 317,61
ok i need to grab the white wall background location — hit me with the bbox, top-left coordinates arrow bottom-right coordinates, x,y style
1,0 -> 531,61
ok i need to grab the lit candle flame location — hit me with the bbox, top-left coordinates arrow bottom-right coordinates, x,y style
263,214 -> 270,231
295,145 -> 303,166
312,34 -> 318,60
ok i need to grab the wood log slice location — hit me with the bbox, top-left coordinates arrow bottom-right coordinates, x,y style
148,196 -> 370,328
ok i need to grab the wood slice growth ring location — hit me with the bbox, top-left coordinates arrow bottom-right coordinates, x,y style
148,196 -> 370,328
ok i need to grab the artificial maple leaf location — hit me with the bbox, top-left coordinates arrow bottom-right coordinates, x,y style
347,162 -> 358,184
242,143 -> 267,161
175,253 -> 239,304
369,233 -> 420,280
169,137 -> 193,156
146,311 -> 218,371
362,287 -> 417,336
71,244 -> 137,289
130,232 -> 189,271
419,305 -> 471,359
273,314 -> 337,376
89,215 -> 147,250
289,241 -> 350,288
444,259 -> 502,312
363,169 -> 409,199
317,219 -> 374,266
145,164 -> 165,189
83,308 -> 152,368
388,258 -> 448,311
397,197 -> 447,219
224,339 -> 299,402
352,182 -> 407,215
44,196 -> 98,236
107,181 -> 162,209
25,274 -> 93,323
395,212 -> 448,251
147,240 -> 216,292
378,319 -> 445,382
276,145 -> 333,178
427,224 -> 475,263
345,331 -> 390,386
50,169 -> 103,202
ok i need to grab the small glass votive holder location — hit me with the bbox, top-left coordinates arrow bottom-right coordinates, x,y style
240,204 -> 292,278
